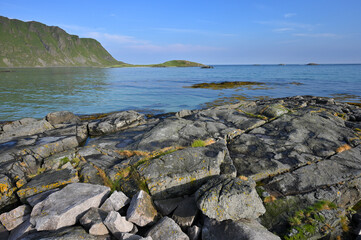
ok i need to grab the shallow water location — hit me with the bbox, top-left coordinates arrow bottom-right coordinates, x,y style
0,64 -> 360,121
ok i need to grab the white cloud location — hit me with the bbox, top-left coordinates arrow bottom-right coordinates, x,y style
284,13 -> 297,18
273,28 -> 294,32
293,33 -> 338,38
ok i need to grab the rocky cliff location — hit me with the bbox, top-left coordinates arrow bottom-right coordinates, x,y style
0,96 -> 360,239
0,16 -> 121,67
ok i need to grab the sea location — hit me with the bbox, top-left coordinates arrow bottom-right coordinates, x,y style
0,64 -> 360,121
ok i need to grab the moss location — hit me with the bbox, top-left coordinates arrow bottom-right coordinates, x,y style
191,139 -> 206,148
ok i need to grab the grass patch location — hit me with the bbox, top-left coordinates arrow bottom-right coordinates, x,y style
191,139 -> 206,148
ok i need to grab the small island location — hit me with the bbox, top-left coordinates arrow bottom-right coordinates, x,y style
306,63 -> 319,65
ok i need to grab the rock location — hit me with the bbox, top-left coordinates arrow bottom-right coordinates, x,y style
88,111 -> 145,136
17,168 -> 78,200
188,225 -> 201,240
26,188 -> 59,207
100,191 -> 130,212
138,140 -> 227,199
122,234 -> 153,240
0,174 -> 18,210
146,217 -> 189,240
0,205 -> 31,231
8,219 -> 34,240
0,119 -> 54,140
79,207 -> 109,236
202,218 -> 281,240
104,211 -> 133,239
127,190 -> 158,227
195,176 -> 265,221
79,163 -> 105,185
45,111 -> 80,125
172,196 -> 198,227
0,223 -> 9,240
154,197 -> 184,216
22,226 -> 111,240
30,183 -> 110,231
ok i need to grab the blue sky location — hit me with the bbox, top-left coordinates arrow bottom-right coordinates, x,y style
1,0 -> 361,64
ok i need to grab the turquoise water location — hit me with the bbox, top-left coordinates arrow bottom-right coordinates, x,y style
0,64 -> 360,121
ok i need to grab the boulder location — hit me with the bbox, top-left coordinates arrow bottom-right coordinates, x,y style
172,196 -> 198,227
26,188 -> 59,207
30,183 -> 110,231
100,191 -> 130,212
154,197 -> 184,216
45,111 -> 80,125
195,176 -> 265,221
104,211 -> 134,239
138,140 -> 228,199
202,218 -> 281,240
0,204 -> 31,231
80,207 -> 109,236
146,217 -> 189,240
126,190 -> 158,227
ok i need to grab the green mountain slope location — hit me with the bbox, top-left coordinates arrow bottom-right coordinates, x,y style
0,16 -> 122,67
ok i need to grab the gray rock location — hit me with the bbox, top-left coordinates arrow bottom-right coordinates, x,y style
45,111 -> 80,125
100,191 -> 130,212
104,211 -> 133,239
79,163 -> 105,185
0,205 -> 31,231
138,140 -> 227,199
154,197 -> 184,216
30,183 -> 110,231
202,218 -> 281,240
0,119 -> 53,140
172,196 -> 198,227
260,104 -> 289,118
0,223 -> 9,240
0,174 -> 18,210
8,219 -> 34,240
88,111 -> 145,136
188,225 -> 201,240
122,233 -> 152,240
195,176 -> 265,221
26,188 -> 60,207
79,207 -> 109,236
17,168 -> 78,200
127,190 -> 158,227
146,217 -> 189,240
22,226 -> 111,240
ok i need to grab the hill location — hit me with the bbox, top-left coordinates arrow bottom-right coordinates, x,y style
0,16 -> 122,67
150,60 -> 207,67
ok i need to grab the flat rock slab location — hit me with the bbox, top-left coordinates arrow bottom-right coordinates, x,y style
202,218 -> 281,240
100,190 -> 130,212
0,119 -> 54,140
138,141 -> 227,199
229,109 -> 359,181
0,204 -> 31,231
22,226 -> 111,240
268,145 -> 361,195
127,190 -> 158,227
196,176 -> 265,221
17,168 -> 78,200
30,183 -> 110,231
146,216 -> 189,240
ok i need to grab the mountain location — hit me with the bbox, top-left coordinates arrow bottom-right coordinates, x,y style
0,16 -> 122,67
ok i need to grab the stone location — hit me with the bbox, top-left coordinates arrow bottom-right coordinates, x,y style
0,205 -> 31,231
260,104 -> 289,118
154,197 -> 184,216
0,223 -> 9,240
26,188 -> 59,207
188,225 -> 201,240
147,217 -> 189,240
22,226 -> 111,240
45,111 -> 80,125
79,163 -> 105,185
104,211 -> 133,239
8,219 -> 34,240
88,111 -> 145,136
137,140 -> 227,199
17,168 -> 78,200
172,196 -> 198,227
0,119 -> 54,140
202,218 -> 281,240
0,174 -> 18,210
79,207 -> 109,236
30,183 -> 110,231
127,190 -> 158,227
122,233 -> 153,240
100,190 -> 130,212
195,176 -> 265,221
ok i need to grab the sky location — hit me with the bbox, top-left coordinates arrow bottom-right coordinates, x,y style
1,0 -> 361,64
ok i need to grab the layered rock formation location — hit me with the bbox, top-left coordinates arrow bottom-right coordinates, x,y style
0,96 -> 360,239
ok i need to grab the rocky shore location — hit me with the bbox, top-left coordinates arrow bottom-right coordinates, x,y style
0,96 -> 361,240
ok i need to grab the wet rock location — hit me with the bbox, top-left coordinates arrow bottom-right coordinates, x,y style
22,226 -> 111,240
0,205 -> 31,231
45,111 -> 80,125
80,207 -> 109,236
100,190 -> 130,212
8,219 -> 34,240
88,111 -> 145,136
195,176 -> 265,221
146,216 -> 189,240
30,183 -> 110,231
138,140 -> 227,199
104,211 -> 133,239
126,190 -> 158,227
202,218 -> 281,240
17,168 -> 78,200
172,196 -> 198,228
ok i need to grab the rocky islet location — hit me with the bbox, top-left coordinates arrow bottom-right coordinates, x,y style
0,95 -> 360,239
